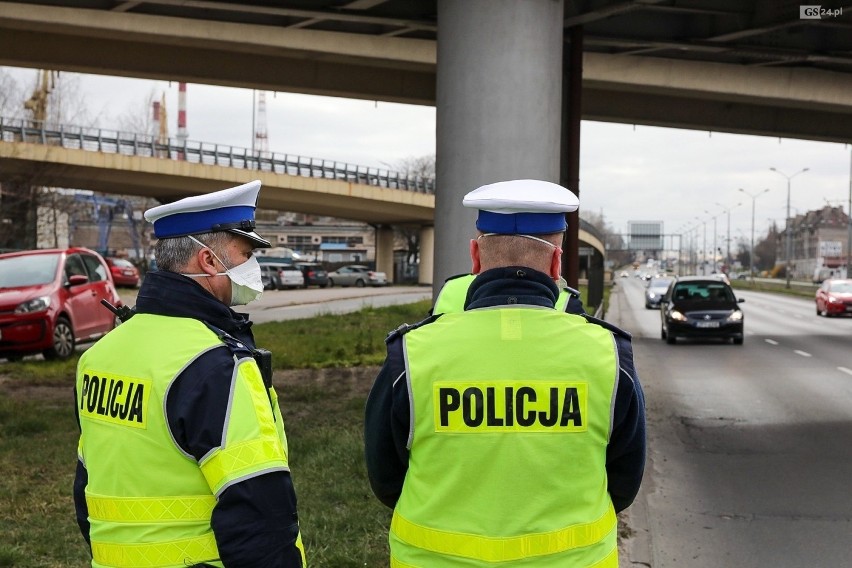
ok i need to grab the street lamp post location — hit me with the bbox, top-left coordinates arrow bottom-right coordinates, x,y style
704,210 -> 719,273
715,201 -> 742,270
739,188 -> 770,282
695,216 -> 707,274
770,167 -> 809,288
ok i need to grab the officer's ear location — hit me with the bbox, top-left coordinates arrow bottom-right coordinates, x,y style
470,239 -> 481,274
195,246 -> 220,276
549,245 -> 563,280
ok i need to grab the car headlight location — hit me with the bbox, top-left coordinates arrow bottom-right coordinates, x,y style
648,292 -> 656,299
727,310 -> 743,322
828,296 -> 840,304
15,296 -> 51,314
670,310 -> 687,321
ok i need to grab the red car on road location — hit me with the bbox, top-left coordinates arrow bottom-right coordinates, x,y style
106,257 -> 141,287
815,279 -> 852,317
0,248 -> 122,360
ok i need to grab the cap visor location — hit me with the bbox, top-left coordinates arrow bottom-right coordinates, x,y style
228,228 -> 271,248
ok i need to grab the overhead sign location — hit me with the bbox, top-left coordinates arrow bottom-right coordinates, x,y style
628,221 -> 664,251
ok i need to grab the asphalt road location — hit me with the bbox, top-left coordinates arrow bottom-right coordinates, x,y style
119,284 -> 433,324
612,277 -> 852,567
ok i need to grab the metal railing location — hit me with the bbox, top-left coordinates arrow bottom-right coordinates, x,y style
0,117 -> 436,194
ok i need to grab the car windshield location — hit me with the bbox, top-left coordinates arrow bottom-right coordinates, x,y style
0,253 -> 60,288
650,278 -> 673,289
672,282 -> 734,302
829,281 -> 852,293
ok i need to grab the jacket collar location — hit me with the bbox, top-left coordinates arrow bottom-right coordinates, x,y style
466,266 -> 560,310
135,270 -> 254,340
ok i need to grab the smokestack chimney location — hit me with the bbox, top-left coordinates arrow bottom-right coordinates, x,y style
177,82 -> 188,160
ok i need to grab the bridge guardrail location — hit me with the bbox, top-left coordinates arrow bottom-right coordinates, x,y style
0,117 -> 436,194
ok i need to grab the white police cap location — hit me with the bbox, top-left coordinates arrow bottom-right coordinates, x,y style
144,180 -> 271,248
462,179 -> 579,235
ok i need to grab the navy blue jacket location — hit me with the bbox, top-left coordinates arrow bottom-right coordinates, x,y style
74,270 -> 303,567
364,266 -> 646,514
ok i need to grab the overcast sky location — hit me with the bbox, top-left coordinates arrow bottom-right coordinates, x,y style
3,66 -> 850,249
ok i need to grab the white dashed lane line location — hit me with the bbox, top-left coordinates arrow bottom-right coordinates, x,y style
838,367 -> 852,377
794,350 -> 812,358
765,339 -> 779,345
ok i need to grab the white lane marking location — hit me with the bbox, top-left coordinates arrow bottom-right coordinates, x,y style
794,350 -> 812,358
838,367 -> 852,377
765,339 -> 779,345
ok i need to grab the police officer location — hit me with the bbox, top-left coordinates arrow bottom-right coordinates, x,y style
364,179 -> 645,567
74,180 -> 306,567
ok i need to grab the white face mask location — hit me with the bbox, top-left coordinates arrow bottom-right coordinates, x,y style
183,235 -> 264,306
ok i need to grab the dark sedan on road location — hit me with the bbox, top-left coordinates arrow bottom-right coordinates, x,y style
660,276 -> 745,345
815,278 -> 852,317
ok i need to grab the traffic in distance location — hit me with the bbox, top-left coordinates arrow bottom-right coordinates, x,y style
624,258 -> 852,349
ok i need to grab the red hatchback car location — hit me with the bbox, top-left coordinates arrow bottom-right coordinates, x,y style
0,248 -> 122,361
815,278 -> 852,317
105,257 -> 141,287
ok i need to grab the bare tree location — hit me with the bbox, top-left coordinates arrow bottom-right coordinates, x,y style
391,155 -> 435,276
0,70 -> 101,250
116,89 -> 157,136
0,68 -> 24,119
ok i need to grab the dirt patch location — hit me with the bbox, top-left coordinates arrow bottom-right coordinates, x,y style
273,366 -> 378,395
0,375 -> 74,406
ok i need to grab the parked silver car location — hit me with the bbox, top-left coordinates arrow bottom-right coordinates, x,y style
327,265 -> 388,287
260,263 -> 305,290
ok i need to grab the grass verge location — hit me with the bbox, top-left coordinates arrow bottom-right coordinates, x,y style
0,302 -> 437,567
0,294 -> 621,567
730,278 -> 817,299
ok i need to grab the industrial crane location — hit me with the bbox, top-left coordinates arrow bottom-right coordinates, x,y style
23,69 -> 57,125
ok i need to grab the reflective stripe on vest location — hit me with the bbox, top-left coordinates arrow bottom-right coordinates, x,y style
394,307 -> 618,566
390,505 -> 616,563
91,534 -> 218,568
86,494 -> 215,522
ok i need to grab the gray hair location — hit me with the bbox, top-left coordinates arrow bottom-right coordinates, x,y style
476,231 -> 564,273
154,231 -> 233,272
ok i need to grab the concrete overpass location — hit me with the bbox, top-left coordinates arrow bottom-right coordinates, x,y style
0,0 -> 850,297
1,1 -> 850,143
0,118 -> 611,289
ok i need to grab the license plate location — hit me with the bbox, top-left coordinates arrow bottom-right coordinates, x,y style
695,321 -> 720,328
845,305 -> 852,312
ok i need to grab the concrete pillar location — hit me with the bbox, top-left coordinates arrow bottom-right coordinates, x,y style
418,225 -> 435,286
434,0 -> 564,297
375,225 -> 395,283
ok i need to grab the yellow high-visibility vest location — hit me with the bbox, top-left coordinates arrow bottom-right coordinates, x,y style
392,306 -> 618,567
76,313 -> 306,568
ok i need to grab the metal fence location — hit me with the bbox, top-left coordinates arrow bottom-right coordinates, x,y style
0,117 -> 436,194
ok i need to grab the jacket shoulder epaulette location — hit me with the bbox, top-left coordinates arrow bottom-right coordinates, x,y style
385,314 -> 442,343
563,285 -> 581,298
202,322 -> 255,357
581,313 -> 632,340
